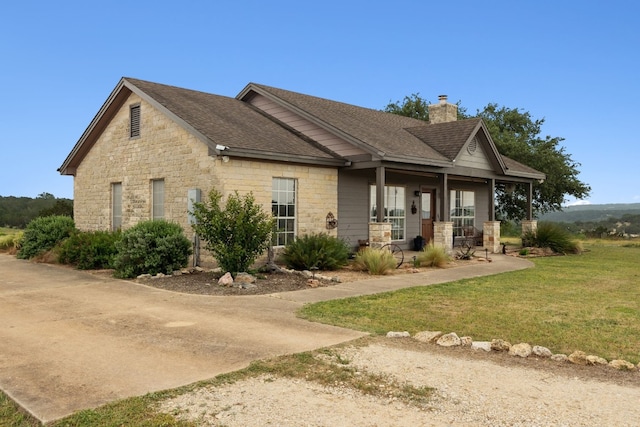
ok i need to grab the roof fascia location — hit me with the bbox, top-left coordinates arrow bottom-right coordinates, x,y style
237,84 -> 383,158
220,148 -> 346,167
58,78 -> 131,175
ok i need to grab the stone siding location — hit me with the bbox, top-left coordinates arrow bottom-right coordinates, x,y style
483,221 -> 501,253
73,93 -> 338,250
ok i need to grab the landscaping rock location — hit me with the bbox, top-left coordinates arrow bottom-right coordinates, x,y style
386,331 -> 410,338
235,272 -> 257,285
436,332 -> 461,347
586,355 -> 608,366
509,343 -> 532,358
609,359 -> 635,370
471,341 -> 492,352
218,272 -> 234,287
172,270 -> 183,276
137,274 -> 152,279
551,354 -> 568,362
490,339 -> 512,352
532,345 -> 553,358
460,336 -> 473,346
413,331 -> 442,343
568,351 -> 588,365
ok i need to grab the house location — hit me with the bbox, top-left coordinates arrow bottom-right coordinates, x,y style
58,77 -> 544,262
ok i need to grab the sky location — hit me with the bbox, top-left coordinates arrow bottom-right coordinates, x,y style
1,1 -> 638,205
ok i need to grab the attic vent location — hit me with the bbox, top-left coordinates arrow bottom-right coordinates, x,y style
467,137 -> 478,154
129,104 -> 141,138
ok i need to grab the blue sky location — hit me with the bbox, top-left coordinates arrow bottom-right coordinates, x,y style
1,1 -> 638,205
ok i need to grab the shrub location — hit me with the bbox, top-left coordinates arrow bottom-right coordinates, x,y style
112,220 -> 192,278
57,230 -> 121,270
17,215 -> 75,259
282,233 -> 350,271
353,247 -> 397,275
191,190 -> 274,274
522,222 -> 582,254
416,242 -> 450,268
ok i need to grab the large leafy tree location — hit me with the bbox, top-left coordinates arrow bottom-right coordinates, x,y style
384,96 -> 590,219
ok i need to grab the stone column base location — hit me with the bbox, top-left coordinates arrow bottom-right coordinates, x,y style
369,222 -> 392,248
483,221 -> 501,253
434,222 -> 454,254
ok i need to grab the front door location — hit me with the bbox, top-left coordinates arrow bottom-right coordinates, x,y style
421,189 -> 436,243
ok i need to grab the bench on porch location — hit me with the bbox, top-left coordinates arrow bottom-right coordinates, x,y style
454,226 -> 484,247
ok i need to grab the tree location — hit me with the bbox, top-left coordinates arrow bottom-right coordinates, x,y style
384,95 -> 590,219
191,190 -> 274,273
477,104 -> 590,219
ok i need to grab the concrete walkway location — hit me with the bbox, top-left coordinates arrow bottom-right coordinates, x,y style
0,253 -> 532,424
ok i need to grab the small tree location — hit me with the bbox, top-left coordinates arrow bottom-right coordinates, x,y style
191,190 -> 274,274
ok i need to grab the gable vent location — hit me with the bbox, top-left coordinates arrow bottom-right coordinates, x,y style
129,104 -> 141,138
467,137 -> 478,154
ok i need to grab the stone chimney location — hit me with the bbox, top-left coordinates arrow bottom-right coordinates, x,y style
428,94 -> 458,124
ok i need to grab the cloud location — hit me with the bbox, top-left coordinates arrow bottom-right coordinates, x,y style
564,200 -> 592,207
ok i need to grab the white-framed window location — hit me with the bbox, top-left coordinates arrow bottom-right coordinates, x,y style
152,179 -> 165,219
112,182 -> 122,231
129,104 -> 141,138
370,185 -> 406,241
450,190 -> 475,236
272,177 -> 296,246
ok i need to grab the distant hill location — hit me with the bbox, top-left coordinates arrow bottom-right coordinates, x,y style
539,203 -> 640,223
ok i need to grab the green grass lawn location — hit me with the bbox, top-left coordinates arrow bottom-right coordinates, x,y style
300,241 -> 640,364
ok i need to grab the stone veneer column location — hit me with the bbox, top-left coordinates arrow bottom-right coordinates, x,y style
521,220 -> 538,236
368,222 -> 392,248
483,221 -> 501,253
433,221 -> 454,254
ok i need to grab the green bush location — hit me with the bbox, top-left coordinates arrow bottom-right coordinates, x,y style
112,220 -> 192,278
282,233 -> 350,271
191,190 -> 274,274
522,222 -> 581,254
17,215 -> 75,259
416,242 -> 450,268
353,247 -> 397,275
57,230 -> 121,270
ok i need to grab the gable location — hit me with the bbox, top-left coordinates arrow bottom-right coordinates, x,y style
455,136 -> 493,170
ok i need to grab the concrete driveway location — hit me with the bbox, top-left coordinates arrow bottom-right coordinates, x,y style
0,255 -> 366,423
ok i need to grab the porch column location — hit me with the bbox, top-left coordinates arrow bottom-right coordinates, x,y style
433,221 -> 454,254
439,173 -> 449,221
376,166 -> 385,222
488,179 -> 495,221
483,221 -> 501,253
526,182 -> 533,220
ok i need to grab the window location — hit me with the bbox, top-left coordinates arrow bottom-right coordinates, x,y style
370,185 -> 405,241
129,104 -> 140,138
112,183 -> 122,231
450,190 -> 475,236
152,179 -> 164,219
272,178 -> 296,246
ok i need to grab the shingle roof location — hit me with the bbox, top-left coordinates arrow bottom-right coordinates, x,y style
125,78 -> 340,161
404,119 -> 483,160
246,84 -> 452,165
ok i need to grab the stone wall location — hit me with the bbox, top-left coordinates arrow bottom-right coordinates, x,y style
483,221 -> 501,253
368,222 -> 392,248
433,221 -> 454,253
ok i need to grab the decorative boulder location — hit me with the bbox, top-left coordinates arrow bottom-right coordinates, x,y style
413,331 -> 443,343
436,332 -> 461,347
490,339 -> 512,352
532,345 -> 553,358
568,351 -> 588,365
460,336 -> 473,346
609,359 -> 636,370
235,272 -> 257,285
509,343 -> 532,358
551,354 -> 568,362
471,341 -> 492,352
586,355 -> 608,366
218,272 -> 234,287
386,331 -> 411,338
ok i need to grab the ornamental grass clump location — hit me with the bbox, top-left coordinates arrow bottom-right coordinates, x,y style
416,242 -> 450,268
353,247 -> 397,275
522,221 -> 582,254
282,233 -> 350,271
